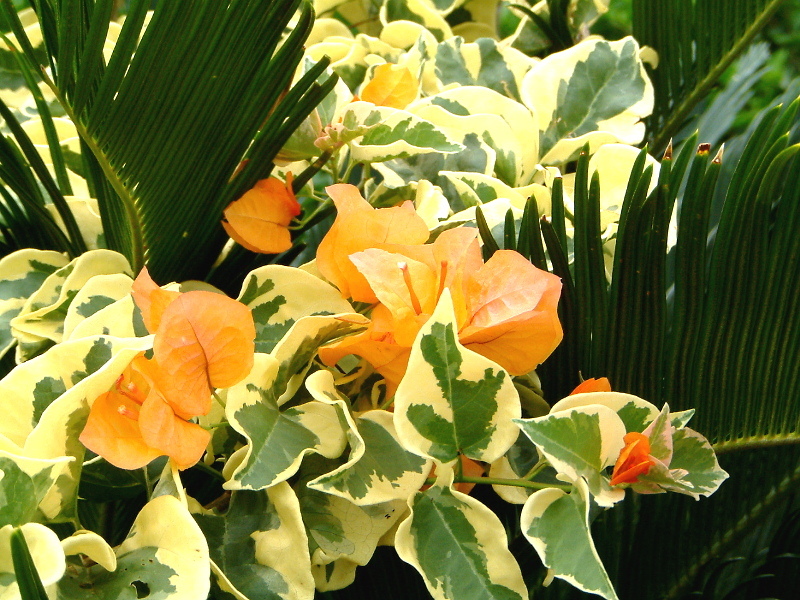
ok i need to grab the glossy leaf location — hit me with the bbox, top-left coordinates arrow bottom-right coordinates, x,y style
395,466 -> 528,600
394,289 -> 521,465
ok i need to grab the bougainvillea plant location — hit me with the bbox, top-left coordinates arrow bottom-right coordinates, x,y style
8,0 -> 795,599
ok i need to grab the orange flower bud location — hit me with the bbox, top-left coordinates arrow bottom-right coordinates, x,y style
610,431 -> 655,486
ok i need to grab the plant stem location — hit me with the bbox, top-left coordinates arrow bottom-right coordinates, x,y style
425,474 -> 571,491
712,432 -> 800,455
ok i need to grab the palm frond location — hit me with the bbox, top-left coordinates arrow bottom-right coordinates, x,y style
1,0 -> 337,283
633,0 -> 789,151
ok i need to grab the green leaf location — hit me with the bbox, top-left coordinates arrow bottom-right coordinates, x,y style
394,289 -> 521,465
237,265 -> 354,354
1,524 -> 64,599
57,495 -> 210,599
306,371 -> 430,505
515,405 -> 626,507
224,354 -> 348,491
394,467 -> 528,600
521,36 -> 653,164
520,478 -> 618,600
195,484 -> 314,600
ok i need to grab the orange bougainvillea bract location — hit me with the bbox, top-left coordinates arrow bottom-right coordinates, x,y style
610,431 -> 655,486
360,63 -> 419,109
80,268 -> 256,470
222,173 -> 300,254
570,377 -> 612,395
316,185 -> 563,393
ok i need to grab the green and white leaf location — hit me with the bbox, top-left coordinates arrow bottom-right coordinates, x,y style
487,432 -> 540,505
520,37 -> 653,164
225,354 -> 348,491
0,249 -> 69,360
0,523 -> 65,599
379,0 -> 452,42
11,250 -> 133,362
520,478 -> 618,600
0,335 -> 152,520
296,457 -> 406,581
432,37 -> 535,102
60,530 -> 116,572
57,495 -> 210,600
394,289 -> 520,465
515,405 -> 626,507
341,101 -> 463,163
395,465 -> 528,600
410,87 -> 538,185
306,370 -> 431,505
637,428 -> 729,499
550,391 -> 660,435
0,453 -> 72,527
270,313 -> 369,407
62,273 -> 134,341
238,265 -> 355,354
195,484 -> 314,600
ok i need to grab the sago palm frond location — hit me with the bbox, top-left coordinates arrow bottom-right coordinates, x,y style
485,91 -> 800,597
633,0 -> 789,152
0,0 -> 336,283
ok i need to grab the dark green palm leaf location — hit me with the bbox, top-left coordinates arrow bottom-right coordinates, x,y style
1,0 -> 337,283
633,0 -> 789,152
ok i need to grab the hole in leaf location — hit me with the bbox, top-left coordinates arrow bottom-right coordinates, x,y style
131,580 -> 150,598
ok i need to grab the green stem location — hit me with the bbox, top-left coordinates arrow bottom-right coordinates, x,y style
712,432 -> 800,455
651,0 -> 788,151
425,475 -> 571,491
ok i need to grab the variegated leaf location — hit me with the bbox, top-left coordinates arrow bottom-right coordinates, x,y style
62,273 -> 134,340
57,495 -> 210,599
520,478 -> 618,600
237,265 -> 355,354
0,523 -> 65,598
296,456 -> 405,586
521,37 -> 653,164
0,249 -> 69,360
394,289 -> 521,465
515,405 -> 626,507
379,0 -> 452,41
0,335 -> 152,521
11,250 -> 132,362
395,465 -> 528,600
305,370 -> 430,505
550,391 -> 660,434
432,37 -> 534,102
0,453 -> 72,527
270,313 -> 369,407
342,101 -> 463,163
195,484 -> 315,600
225,354 -> 348,491
412,86 -> 539,185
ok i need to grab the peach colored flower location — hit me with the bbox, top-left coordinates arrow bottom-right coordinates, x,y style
318,214 -> 563,393
315,184 -> 430,303
222,173 -> 300,254
80,268 -> 256,470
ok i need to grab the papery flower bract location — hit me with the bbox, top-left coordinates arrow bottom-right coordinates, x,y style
319,224 -> 563,392
79,355 -> 210,470
315,184 -> 430,303
80,269 -> 256,470
360,63 -> 419,109
222,173 -> 300,254
570,377 -> 612,395
610,431 -> 655,486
